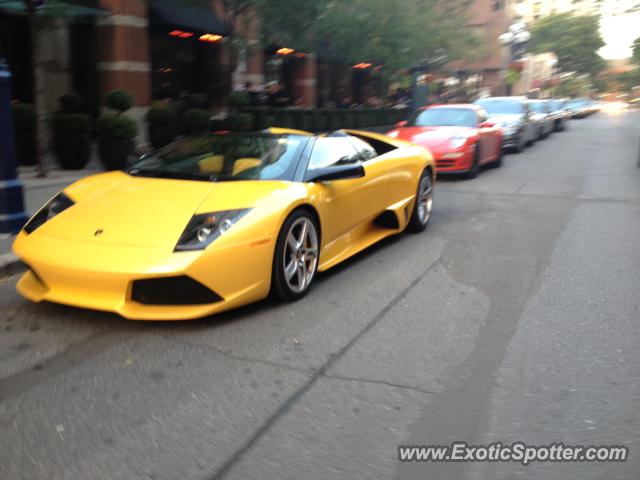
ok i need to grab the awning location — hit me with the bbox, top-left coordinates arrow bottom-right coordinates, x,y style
0,0 -> 109,16
150,0 -> 229,36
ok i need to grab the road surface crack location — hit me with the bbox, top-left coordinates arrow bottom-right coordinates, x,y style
322,373 -> 436,396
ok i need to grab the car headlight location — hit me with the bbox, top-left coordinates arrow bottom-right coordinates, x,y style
503,122 -> 521,134
449,134 -> 468,149
387,130 -> 399,138
23,192 -> 75,234
175,209 -> 251,251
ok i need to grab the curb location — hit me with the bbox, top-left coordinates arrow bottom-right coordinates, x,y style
0,253 -> 24,277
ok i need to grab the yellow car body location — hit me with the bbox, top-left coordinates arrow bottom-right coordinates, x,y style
13,129 -> 434,320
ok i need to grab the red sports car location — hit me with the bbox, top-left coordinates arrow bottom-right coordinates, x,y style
387,104 -> 503,177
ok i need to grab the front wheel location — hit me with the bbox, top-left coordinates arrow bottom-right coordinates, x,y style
271,211 -> 320,301
408,170 -> 433,232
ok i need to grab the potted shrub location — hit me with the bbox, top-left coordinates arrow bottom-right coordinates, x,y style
51,93 -> 91,170
228,91 -> 250,111
96,90 -> 137,170
51,113 -> 92,170
146,102 -> 176,149
225,112 -> 254,131
187,92 -> 208,110
183,108 -> 210,135
11,103 -> 36,166
96,114 -> 137,170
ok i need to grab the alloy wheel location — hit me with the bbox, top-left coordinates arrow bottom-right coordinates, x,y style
283,217 -> 319,294
417,175 -> 433,225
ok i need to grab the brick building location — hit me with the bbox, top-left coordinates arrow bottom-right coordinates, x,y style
0,0 -> 324,141
446,0 -> 514,96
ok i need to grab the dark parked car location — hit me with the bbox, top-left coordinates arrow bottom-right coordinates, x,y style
474,96 -> 537,153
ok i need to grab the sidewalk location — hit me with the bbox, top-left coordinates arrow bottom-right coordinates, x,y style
1,158 -> 101,274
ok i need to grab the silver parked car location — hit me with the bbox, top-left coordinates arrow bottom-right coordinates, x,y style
548,99 -> 569,132
474,96 -> 537,153
528,100 -> 554,140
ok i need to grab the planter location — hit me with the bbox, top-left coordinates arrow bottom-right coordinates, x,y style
53,134 -> 91,170
148,124 -> 176,149
16,130 -> 36,166
98,138 -> 134,170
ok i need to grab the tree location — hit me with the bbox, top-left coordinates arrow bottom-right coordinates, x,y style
632,36 -> 640,65
256,0 -> 475,73
529,13 -> 605,77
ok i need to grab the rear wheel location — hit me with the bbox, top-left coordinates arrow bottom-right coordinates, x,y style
271,210 -> 319,301
408,170 -> 433,232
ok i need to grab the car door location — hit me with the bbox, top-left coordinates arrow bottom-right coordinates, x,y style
307,137 -> 386,247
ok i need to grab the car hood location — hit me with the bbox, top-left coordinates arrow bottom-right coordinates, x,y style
38,171 -> 292,249
486,114 -> 524,127
391,126 -> 472,148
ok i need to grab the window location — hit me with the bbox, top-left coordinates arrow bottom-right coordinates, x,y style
493,0 -> 504,10
348,137 -> 378,161
130,134 -> 306,182
308,138 -> 360,170
411,108 -> 478,127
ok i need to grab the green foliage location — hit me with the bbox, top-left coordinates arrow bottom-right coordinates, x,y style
51,113 -> 91,136
253,0 -> 474,72
244,107 -> 409,132
229,91 -> 251,109
530,13 -> 605,77
58,93 -> 86,113
505,68 -> 521,86
225,112 -> 254,131
632,37 -> 640,65
105,89 -> 134,113
95,114 -> 138,141
183,108 -> 211,134
146,103 -> 177,125
187,93 -> 208,109
12,103 -> 35,131
554,75 -> 592,97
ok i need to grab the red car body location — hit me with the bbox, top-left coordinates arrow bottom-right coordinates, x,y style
386,104 -> 503,174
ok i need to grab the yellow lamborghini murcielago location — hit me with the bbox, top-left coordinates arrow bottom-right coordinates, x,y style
13,128 -> 435,320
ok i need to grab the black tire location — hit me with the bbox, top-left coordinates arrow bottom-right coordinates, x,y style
271,209 -> 320,302
514,136 -> 526,153
466,145 -> 480,178
408,170 -> 433,233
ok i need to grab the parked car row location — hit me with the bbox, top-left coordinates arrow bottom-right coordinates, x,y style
565,98 -> 601,118
386,95 -> 579,178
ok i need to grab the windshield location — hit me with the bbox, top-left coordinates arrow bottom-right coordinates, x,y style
549,100 -> 564,110
129,134 -> 307,182
529,102 -> 548,113
475,99 -> 524,115
409,108 -> 477,127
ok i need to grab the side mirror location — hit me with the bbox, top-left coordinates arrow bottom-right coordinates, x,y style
306,163 -> 365,183
479,121 -> 495,128
396,120 -> 408,128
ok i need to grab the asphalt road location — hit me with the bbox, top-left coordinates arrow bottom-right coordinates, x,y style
1,110 -> 639,480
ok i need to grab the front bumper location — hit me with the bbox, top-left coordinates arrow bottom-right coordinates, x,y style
501,130 -> 522,148
12,231 -> 274,320
434,149 -> 474,173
